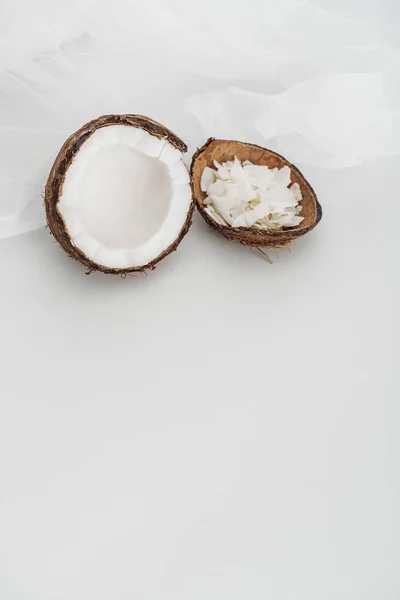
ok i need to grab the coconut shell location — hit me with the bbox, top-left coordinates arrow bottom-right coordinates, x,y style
191,138 -> 322,248
45,114 -> 194,274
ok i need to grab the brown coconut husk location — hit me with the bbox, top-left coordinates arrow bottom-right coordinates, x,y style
45,114 -> 194,274
191,138 -> 322,249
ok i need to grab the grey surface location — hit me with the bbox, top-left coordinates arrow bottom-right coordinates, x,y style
0,153 -> 399,598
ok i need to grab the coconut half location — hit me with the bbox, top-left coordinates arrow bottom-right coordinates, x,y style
191,138 -> 322,248
45,115 -> 194,273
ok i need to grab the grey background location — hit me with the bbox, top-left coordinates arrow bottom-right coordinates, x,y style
0,1 -> 399,598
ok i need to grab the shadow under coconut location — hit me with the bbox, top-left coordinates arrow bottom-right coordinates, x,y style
192,208 -> 321,267
46,223 -> 201,295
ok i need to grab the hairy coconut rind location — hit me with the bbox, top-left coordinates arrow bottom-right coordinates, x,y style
45,114 -> 193,274
191,138 -> 322,248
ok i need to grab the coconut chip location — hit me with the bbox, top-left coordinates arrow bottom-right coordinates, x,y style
201,157 -> 304,230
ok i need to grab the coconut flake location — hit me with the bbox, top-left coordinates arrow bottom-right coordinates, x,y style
270,166 -> 291,187
200,166 -> 216,192
204,205 -> 226,226
207,180 -> 229,197
201,157 -> 304,230
213,160 -> 230,180
225,181 -> 257,203
290,182 -> 303,202
232,201 -> 270,227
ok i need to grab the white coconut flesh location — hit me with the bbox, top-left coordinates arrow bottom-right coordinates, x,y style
200,157 -> 304,230
57,125 -> 192,269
